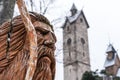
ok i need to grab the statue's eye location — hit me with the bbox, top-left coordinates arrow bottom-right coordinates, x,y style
35,27 -> 49,34
33,21 -> 50,34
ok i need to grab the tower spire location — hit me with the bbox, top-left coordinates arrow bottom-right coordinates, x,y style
70,3 -> 77,16
106,44 -> 116,53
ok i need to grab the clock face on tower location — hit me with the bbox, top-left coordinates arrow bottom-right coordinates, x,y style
107,52 -> 114,60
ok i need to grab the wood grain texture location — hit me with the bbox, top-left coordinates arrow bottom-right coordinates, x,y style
17,0 -> 38,79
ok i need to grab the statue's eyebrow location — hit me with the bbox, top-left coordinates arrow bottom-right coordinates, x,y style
33,21 -> 53,33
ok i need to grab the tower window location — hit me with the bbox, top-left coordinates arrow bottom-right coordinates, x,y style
80,18 -> 83,22
74,25 -> 76,31
67,26 -> 69,31
67,38 -> 72,45
81,38 -> 85,45
83,52 -> 85,57
67,26 -> 71,33
107,52 -> 114,60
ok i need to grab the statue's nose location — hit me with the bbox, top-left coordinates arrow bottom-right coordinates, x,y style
44,40 -> 55,45
44,40 -> 55,49
43,32 -> 56,48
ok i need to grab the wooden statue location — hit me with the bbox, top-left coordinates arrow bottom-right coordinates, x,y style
0,0 -> 56,80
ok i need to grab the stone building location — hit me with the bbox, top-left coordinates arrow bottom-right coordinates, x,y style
62,4 -> 90,80
104,44 -> 120,77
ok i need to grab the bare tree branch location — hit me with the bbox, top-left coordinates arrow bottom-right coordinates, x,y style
42,0 -> 51,15
30,0 -> 33,11
39,0 -> 55,15
40,1 -> 42,13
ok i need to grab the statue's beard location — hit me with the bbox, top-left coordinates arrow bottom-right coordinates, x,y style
37,45 -> 55,62
32,40 -> 56,80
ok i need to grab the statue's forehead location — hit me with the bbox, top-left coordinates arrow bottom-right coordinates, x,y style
33,21 -> 53,33
33,21 -> 57,42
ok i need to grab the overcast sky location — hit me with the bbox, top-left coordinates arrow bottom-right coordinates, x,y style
53,0 -> 120,80
14,0 -> 120,80
83,0 -> 120,71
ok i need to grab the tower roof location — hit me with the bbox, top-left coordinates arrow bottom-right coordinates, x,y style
62,10 -> 89,28
106,44 -> 116,53
104,44 -> 117,67
62,4 -> 89,29
70,3 -> 77,11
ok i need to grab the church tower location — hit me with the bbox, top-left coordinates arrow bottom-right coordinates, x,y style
62,4 -> 90,80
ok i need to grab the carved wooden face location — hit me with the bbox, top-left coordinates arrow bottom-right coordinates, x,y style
33,21 -> 56,50
32,21 -> 56,80
107,52 -> 114,60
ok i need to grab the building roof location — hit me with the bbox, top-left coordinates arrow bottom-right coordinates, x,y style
67,11 -> 81,23
106,44 -> 116,53
104,44 -> 117,67
104,53 -> 116,67
62,4 -> 89,29
62,10 -> 89,28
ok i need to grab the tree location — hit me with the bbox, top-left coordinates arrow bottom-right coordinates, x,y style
82,70 -> 103,80
82,71 -> 96,80
0,0 -> 16,24
39,0 -> 54,15
113,77 -> 120,80
0,0 -> 55,24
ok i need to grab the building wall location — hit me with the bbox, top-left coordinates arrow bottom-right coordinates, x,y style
63,13 -> 90,80
106,66 -> 114,75
63,21 -> 76,64
64,62 -> 90,80
75,14 -> 90,65
114,55 -> 120,75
